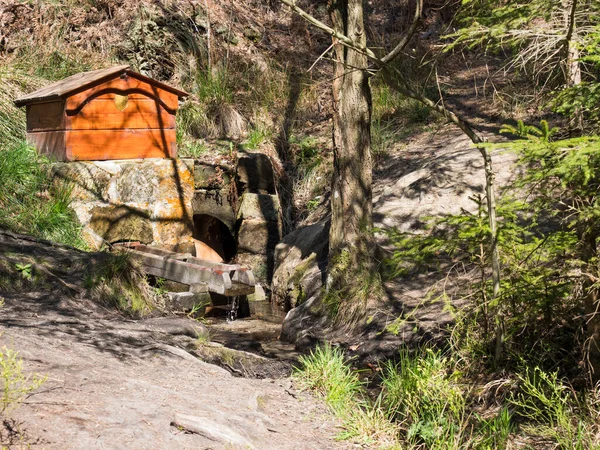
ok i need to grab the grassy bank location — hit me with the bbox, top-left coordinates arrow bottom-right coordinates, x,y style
0,142 -> 87,249
295,343 -> 600,449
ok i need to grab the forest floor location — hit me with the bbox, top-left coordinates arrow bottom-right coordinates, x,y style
0,231 -> 346,449
0,115 -> 517,450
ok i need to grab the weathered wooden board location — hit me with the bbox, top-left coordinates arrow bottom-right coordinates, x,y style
113,243 -> 255,296
185,255 -> 255,287
26,101 -> 66,132
65,128 -> 176,160
67,98 -> 175,130
26,131 -> 67,160
139,252 -> 232,295
65,76 -> 179,113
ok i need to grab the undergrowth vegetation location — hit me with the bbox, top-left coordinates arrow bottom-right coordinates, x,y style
84,250 -> 160,317
0,296 -> 45,418
0,346 -> 46,416
382,121 -> 600,376
296,343 -> 600,449
371,80 -> 437,163
0,142 -> 86,249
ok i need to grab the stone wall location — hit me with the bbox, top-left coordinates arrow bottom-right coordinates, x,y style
54,152 -> 283,290
234,153 -> 282,285
53,158 -> 195,252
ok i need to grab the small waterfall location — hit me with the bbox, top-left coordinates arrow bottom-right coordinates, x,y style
226,296 -> 239,322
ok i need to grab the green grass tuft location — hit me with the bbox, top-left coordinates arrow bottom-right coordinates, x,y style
295,343 -> 363,414
84,250 -> 160,317
0,142 -> 86,249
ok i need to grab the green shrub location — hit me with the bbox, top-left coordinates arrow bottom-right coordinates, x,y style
0,346 -> 45,415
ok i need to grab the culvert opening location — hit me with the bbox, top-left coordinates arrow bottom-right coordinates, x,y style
193,214 -> 237,263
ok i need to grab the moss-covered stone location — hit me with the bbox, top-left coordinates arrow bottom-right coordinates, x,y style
236,252 -> 270,285
194,164 -> 231,189
89,205 -> 153,244
237,218 -> 281,254
271,220 -> 330,310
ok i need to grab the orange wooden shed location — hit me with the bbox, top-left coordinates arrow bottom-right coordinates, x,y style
14,66 -> 188,161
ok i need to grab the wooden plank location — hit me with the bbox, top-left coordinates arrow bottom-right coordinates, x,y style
65,76 -> 180,113
65,128 -> 176,160
14,66 -> 130,106
26,101 -> 65,132
121,244 -> 246,273
26,131 -> 67,160
231,268 -> 256,288
66,98 -> 175,130
112,243 -> 255,296
133,251 -> 232,295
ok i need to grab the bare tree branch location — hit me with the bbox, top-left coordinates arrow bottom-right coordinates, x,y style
381,0 -> 423,64
279,0 -> 484,144
279,0 -> 378,60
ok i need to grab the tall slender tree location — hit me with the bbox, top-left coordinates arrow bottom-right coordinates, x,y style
326,0 -> 374,318
280,0 -> 496,324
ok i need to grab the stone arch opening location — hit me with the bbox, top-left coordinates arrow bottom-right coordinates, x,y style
193,214 -> 237,263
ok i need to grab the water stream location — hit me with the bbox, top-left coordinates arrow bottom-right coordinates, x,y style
226,295 -> 239,322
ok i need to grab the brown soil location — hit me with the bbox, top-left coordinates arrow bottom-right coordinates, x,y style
0,232 -> 347,449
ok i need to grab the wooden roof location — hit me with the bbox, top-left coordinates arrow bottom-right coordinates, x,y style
14,65 -> 188,107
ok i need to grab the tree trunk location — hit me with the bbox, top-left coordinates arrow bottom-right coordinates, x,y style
327,0 -> 374,309
563,0 -> 583,130
580,230 -> 600,381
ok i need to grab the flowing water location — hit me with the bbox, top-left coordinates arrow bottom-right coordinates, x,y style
226,295 -> 239,322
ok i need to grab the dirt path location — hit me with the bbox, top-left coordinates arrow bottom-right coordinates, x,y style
1,310 -> 344,449
0,233 -> 345,449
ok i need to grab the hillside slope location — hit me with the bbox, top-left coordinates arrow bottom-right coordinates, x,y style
0,230 -> 345,449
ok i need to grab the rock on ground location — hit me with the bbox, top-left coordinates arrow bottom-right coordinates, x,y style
0,233 -> 347,450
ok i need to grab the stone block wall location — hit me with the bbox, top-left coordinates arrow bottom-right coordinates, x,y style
54,152 -> 284,288
52,158 -> 195,251
234,154 -> 282,285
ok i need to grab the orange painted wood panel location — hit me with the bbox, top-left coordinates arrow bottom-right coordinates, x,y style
83,93 -> 168,101
65,129 -> 177,161
67,98 -> 175,130
26,101 -> 65,132
65,76 -> 179,112
26,131 -> 67,160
